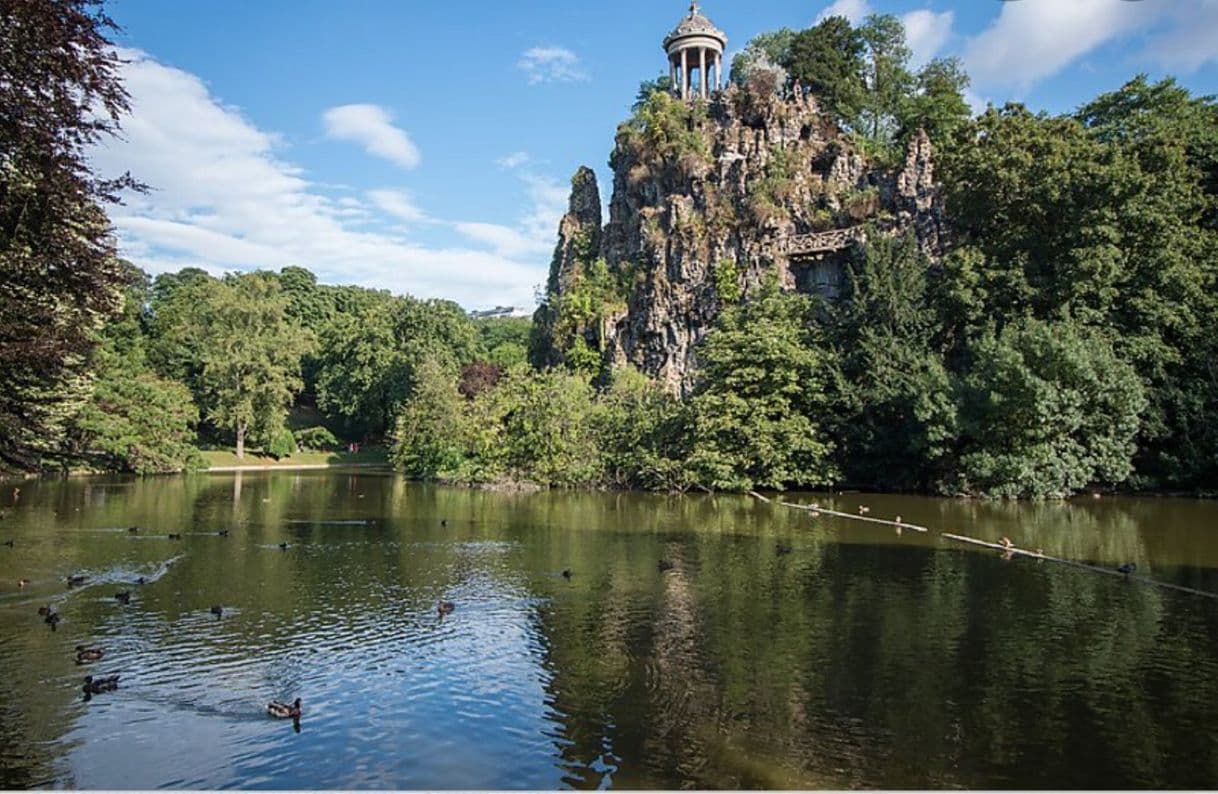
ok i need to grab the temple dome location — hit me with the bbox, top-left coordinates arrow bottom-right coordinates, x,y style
663,3 -> 726,51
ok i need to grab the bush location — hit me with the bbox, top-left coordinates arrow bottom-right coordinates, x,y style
294,426 -> 339,451
266,427 -> 297,459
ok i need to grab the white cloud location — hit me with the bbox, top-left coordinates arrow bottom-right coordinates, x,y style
367,189 -> 428,223
1142,1 -> 1218,72
89,51 -> 552,309
322,103 -> 421,170
496,151 -> 531,169
517,46 -> 588,85
962,0 -> 1161,93
455,170 -> 567,260
454,222 -> 551,259
817,0 -> 869,24
902,9 -> 954,67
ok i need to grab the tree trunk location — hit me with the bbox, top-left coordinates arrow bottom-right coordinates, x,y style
236,423 -> 246,459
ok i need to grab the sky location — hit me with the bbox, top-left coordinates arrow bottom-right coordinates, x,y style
90,0 -> 1218,311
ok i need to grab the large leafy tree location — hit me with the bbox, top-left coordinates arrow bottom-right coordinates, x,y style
786,16 -> 866,128
196,274 -> 313,458
0,0 -> 140,470
951,318 -> 1147,499
857,14 -> 914,147
683,278 -> 836,492
828,234 -> 957,490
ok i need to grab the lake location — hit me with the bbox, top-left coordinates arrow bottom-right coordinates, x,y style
1,470 -> 1217,789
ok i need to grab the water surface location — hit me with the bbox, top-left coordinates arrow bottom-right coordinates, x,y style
1,472 -> 1217,789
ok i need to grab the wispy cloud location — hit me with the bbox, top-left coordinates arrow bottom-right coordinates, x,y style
518,46 -> 589,85
89,50 -> 552,309
815,1 -> 954,69
817,0 -> 869,24
962,0 -> 1160,94
496,151 -> 531,169
322,103 -> 421,170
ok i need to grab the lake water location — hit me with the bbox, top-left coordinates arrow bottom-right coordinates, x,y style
1,470 -> 1217,789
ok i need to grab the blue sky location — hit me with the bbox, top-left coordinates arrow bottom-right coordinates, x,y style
91,0 -> 1218,310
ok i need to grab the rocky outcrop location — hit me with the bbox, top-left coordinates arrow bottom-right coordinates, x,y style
533,86 -> 947,393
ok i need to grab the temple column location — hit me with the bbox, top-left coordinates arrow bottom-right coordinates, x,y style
670,58 -> 677,90
700,48 -> 707,97
681,49 -> 689,100
715,51 -> 722,89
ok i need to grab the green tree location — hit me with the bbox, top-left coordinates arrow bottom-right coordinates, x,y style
786,16 -> 866,128
951,318 -> 1147,498
900,57 -> 973,149
857,14 -> 914,148
828,234 -> 958,489
0,0 -> 141,470
66,275 -> 201,474
391,358 -> 468,478
595,366 -> 686,490
729,28 -> 796,89
197,274 -> 313,458
684,278 -> 837,492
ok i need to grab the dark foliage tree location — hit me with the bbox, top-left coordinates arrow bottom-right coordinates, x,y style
0,0 -> 141,470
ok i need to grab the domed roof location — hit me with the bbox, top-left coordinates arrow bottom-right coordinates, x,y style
663,2 -> 727,50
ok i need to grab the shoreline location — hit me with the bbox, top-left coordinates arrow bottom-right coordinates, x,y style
202,462 -> 392,473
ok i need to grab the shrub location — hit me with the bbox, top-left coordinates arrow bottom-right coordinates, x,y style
294,426 -> 339,451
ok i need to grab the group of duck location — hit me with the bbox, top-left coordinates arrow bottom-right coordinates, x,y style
10,521 -> 309,722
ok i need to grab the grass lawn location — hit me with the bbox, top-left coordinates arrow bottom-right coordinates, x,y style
200,445 -> 389,469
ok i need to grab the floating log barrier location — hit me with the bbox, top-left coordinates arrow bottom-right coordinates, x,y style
750,491 -> 929,533
749,491 -> 1218,601
940,533 -> 1218,601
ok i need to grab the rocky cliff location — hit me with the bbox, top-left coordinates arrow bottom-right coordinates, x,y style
532,85 -> 947,393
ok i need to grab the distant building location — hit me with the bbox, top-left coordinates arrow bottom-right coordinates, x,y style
468,306 -> 521,320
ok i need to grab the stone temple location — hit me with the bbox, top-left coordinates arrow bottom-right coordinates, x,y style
664,2 -> 726,100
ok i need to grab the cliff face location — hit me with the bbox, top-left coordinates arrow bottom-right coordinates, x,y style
533,86 -> 947,393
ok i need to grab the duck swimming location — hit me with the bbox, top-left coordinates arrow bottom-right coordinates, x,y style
210,605 -> 224,617
18,578 -> 29,588
2,539 -> 13,547
1118,562 -> 1138,575
127,526 -> 139,534
217,529 -> 230,537
66,574 -> 86,587
657,559 -> 675,572
267,698 -> 302,719
167,533 -> 182,540
776,542 -> 793,556
437,601 -> 455,617
114,591 -> 131,604
82,674 -> 119,695
75,645 -> 104,663
561,569 -> 572,580
45,611 -> 60,628
278,543 -> 289,550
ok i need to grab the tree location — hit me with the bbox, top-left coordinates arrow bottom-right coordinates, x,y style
786,16 -> 866,129
828,234 -> 958,490
900,57 -> 972,149
951,319 -> 1147,498
684,278 -> 837,491
729,28 -> 796,88
66,274 -> 201,474
595,366 -> 686,490
197,274 -> 312,458
0,0 -> 141,470
633,73 -> 675,110
391,358 -> 468,479
857,14 -> 914,147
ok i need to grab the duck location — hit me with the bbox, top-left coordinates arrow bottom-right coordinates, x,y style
775,542 -> 793,556
82,674 -> 119,695
45,611 -> 60,628
657,559 -> 675,572
2,539 -> 13,547
136,577 -> 146,586
114,591 -> 131,604
858,506 -> 871,515
167,533 -> 182,540
127,526 -> 139,534
437,601 -> 456,617
18,578 -> 30,588
561,569 -> 572,580
37,605 -> 51,616
278,543 -> 289,550
267,698 -> 302,719
999,537 -> 1014,551
66,574 -> 86,587
210,605 -> 224,617
440,519 -> 448,528
217,529 -> 230,537
75,645 -> 105,663
894,516 -> 903,526
1118,562 -> 1138,576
